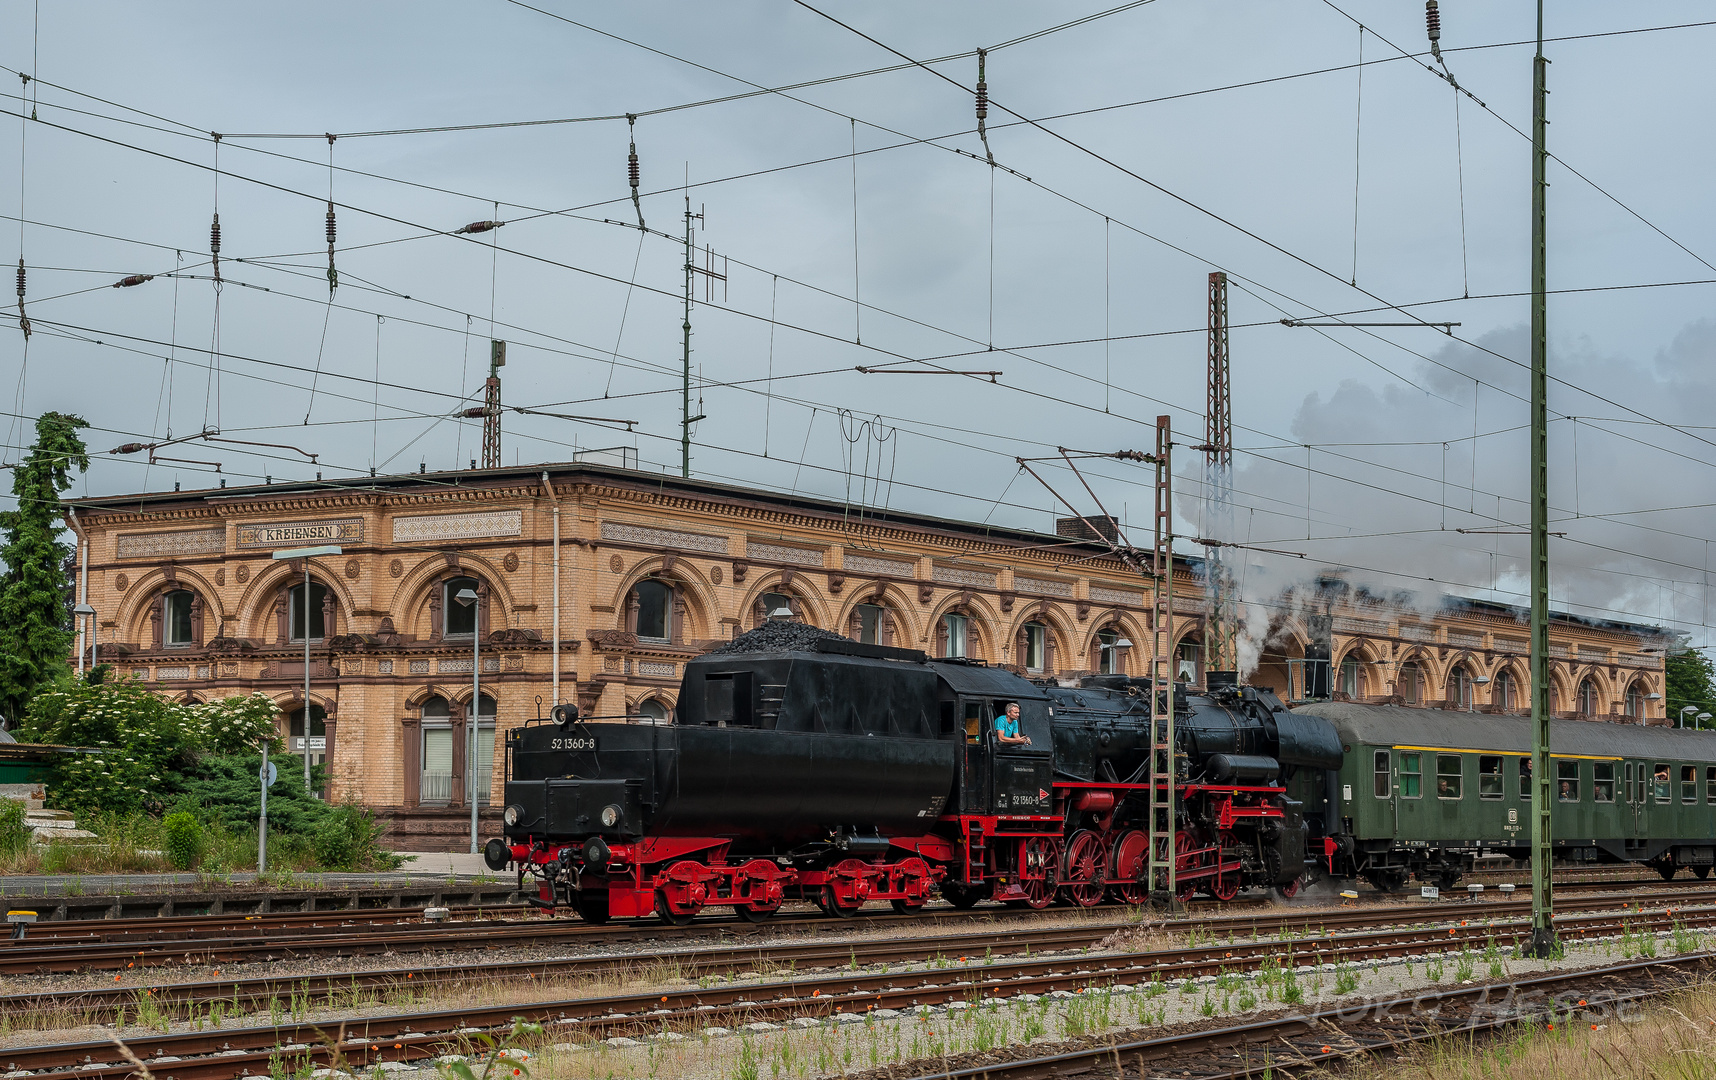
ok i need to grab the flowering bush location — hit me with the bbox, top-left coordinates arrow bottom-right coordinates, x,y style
18,678 -> 281,817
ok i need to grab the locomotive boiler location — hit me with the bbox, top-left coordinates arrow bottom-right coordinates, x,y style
490,628 -> 1342,923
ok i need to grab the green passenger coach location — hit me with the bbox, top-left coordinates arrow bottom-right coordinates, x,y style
1290,703 -> 1716,891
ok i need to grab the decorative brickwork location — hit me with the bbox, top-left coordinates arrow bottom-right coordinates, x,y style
392,509 -> 522,544
116,527 -> 225,560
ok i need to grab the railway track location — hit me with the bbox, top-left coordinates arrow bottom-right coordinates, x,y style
5,880 -> 1712,976
4,894 -> 1712,1023
3,885 -> 1716,1064
899,953 -> 1716,1080
3,911 -> 1711,1080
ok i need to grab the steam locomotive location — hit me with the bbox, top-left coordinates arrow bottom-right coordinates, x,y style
487,632 -> 1342,923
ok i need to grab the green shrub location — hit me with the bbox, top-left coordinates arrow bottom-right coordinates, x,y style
0,798 -> 30,855
180,753 -> 327,836
162,810 -> 203,870
310,805 -> 382,871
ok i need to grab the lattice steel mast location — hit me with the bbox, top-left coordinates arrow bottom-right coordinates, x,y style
1201,272 -> 1237,675
1145,415 -> 1181,910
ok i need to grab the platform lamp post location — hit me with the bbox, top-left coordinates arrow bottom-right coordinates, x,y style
1682,706 -> 1699,729
1701,713 -> 1713,731
1470,676 -> 1490,714
272,545 -> 342,793
455,587 -> 482,855
73,603 -> 96,675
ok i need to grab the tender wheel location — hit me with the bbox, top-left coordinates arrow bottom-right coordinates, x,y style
1657,863 -> 1679,881
656,891 -> 698,927
1060,830 -> 1107,908
735,903 -> 778,923
890,898 -> 925,915
572,889 -> 610,925
1693,866 -> 1711,880
1108,830 -> 1150,906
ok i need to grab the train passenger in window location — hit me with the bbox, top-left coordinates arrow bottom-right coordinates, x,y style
1593,763 -> 1615,803
1654,764 -> 1671,802
994,702 -> 1031,747
1557,761 -> 1579,801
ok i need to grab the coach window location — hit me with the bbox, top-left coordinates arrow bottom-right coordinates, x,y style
631,579 -> 673,642
1593,762 -> 1615,803
443,576 -> 480,637
1557,761 -> 1580,802
1653,763 -> 1672,802
1682,765 -> 1699,803
1373,750 -> 1391,797
288,581 -> 329,642
1706,767 -> 1716,804
1436,755 -> 1462,799
1399,753 -> 1422,798
1478,756 -> 1504,799
1519,757 -> 1532,799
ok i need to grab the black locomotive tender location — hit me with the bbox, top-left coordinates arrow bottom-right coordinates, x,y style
492,626 -> 1342,923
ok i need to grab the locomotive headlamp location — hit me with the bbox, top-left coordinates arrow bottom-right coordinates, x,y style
503,803 -> 524,827
600,804 -> 621,828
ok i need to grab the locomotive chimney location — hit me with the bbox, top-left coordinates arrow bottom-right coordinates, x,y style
1206,670 -> 1239,694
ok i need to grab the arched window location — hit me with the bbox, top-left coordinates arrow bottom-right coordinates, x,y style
443,576 -> 481,637
1398,661 -> 1421,703
1625,683 -> 1643,720
1340,658 -> 1362,698
1578,678 -> 1598,716
416,694 -> 496,806
162,589 -> 196,647
1175,637 -> 1200,683
1494,669 -> 1516,711
850,602 -> 895,647
637,698 -> 671,724
288,581 -> 329,642
1097,628 -> 1123,675
420,696 -> 454,804
287,703 -> 327,769
1020,621 -> 1047,672
941,612 -> 969,658
629,579 -> 674,642
1448,664 -> 1472,709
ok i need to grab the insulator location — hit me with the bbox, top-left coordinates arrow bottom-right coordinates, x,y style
455,220 -> 504,235
111,442 -> 147,455
326,202 -> 337,245
1426,0 -> 1440,42
210,214 -> 221,255
112,274 -> 154,288
13,259 -> 21,300
628,149 -> 639,189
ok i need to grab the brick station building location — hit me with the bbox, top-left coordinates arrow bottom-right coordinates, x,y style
63,462 -> 1671,849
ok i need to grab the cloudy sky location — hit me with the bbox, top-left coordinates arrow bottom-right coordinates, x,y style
2,2 -> 1712,643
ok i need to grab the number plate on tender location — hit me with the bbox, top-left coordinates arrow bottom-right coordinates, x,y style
549,736 -> 598,752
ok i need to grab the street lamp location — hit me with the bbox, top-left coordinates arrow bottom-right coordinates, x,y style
271,545 -> 342,793
1682,705 -> 1699,729
766,604 -> 794,620
1700,712 -> 1712,730
72,603 -> 96,675
455,586 -> 482,855
1470,675 -> 1491,714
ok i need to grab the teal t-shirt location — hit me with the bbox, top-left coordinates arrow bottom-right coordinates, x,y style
995,713 -> 1019,739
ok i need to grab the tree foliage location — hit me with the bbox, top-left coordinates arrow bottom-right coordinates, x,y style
19,678 -> 280,816
1666,645 -> 1716,728
0,411 -> 88,724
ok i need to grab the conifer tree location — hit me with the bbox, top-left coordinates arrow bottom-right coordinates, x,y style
0,412 -> 89,724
